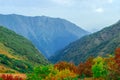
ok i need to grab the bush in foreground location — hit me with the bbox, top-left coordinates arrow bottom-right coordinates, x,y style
0,74 -> 23,80
27,65 -> 78,80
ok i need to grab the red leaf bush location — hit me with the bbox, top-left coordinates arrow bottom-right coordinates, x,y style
0,74 -> 23,80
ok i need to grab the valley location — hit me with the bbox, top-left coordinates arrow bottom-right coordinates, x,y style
0,14 -> 89,58
50,20 -> 120,65
0,15 -> 120,80
0,0 -> 119,79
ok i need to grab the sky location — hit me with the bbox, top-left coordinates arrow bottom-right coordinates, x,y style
0,0 -> 119,32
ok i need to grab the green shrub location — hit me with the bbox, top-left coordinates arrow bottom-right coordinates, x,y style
27,65 -> 54,80
92,56 -> 108,78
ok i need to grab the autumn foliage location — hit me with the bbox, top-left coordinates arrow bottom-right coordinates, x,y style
27,65 -> 78,80
1,48 -> 120,80
107,48 -> 120,79
54,61 -> 78,73
53,48 -> 120,79
115,48 -> 120,66
0,74 -> 24,80
77,57 -> 93,77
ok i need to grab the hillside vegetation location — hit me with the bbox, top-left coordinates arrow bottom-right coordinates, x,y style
0,26 -> 48,73
50,20 -> 120,65
2,48 -> 117,80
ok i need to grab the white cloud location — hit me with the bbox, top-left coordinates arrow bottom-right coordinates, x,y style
51,0 -> 74,6
95,8 -> 104,13
108,0 -> 113,3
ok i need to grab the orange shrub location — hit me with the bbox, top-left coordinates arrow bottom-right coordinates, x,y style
54,61 -> 78,73
115,48 -> 120,66
0,74 -> 23,80
77,57 -> 93,77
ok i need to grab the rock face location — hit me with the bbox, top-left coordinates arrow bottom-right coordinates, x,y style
50,20 -> 120,65
0,14 -> 89,58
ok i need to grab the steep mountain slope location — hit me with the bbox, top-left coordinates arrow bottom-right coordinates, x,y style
0,26 -> 48,73
50,20 -> 120,65
0,14 -> 89,58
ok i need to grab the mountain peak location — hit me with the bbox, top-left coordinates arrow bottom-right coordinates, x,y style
0,14 -> 89,58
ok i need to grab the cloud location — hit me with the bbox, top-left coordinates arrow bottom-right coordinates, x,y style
99,0 -> 113,3
108,0 -> 113,3
50,0 -> 74,6
95,8 -> 104,13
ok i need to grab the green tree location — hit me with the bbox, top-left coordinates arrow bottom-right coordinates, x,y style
27,65 -> 56,80
92,56 -> 108,78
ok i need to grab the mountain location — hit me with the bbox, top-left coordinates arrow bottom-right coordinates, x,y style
0,14 -> 89,58
0,26 -> 48,73
50,20 -> 120,65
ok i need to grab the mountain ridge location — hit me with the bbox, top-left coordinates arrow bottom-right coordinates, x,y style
0,14 -> 89,58
50,20 -> 120,65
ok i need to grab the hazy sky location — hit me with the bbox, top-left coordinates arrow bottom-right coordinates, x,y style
0,0 -> 119,32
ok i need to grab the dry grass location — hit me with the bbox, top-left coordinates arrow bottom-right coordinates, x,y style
0,43 -> 19,59
0,43 -> 26,60
0,65 -> 17,73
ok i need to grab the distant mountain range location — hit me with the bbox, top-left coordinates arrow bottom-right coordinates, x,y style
0,14 -> 89,58
0,26 -> 48,73
50,20 -> 120,65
